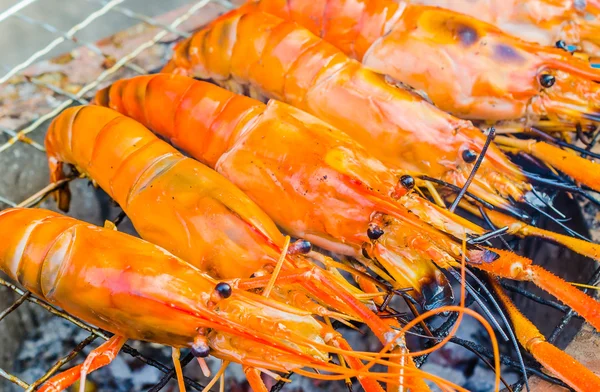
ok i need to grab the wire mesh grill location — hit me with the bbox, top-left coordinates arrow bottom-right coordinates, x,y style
0,1 -> 597,391
0,1 -> 236,390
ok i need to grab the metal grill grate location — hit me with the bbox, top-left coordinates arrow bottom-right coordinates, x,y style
0,1 -> 596,391
0,1 -> 236,390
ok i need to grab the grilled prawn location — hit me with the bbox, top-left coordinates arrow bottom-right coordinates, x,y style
0,207 -> 407,392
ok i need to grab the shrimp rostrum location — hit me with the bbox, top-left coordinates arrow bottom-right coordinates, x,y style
45,105 -> 432,392
234,0 -> 600,191
95,74 -> 600,392
161,10 -> 600,268
0,207 -> 406,392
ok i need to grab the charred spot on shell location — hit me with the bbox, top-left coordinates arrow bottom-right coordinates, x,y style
215,282 -> 232,299
400,175 -> 415,189
468,249 -> 500,264
420,272 -> 454,311
540,74 -> 556,88
494,44 -> 523,63
288,239 -> 312,255
482,249 -> 500,263
462,149 -> 477,163
367,224 -> 385,240
456,24 -> 478,46
361,244 -> 372,259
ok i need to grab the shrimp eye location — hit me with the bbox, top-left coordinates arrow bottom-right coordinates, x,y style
540,74 -> 555,88
400,175 -> 415,189
367,224 -> 385,240
215,282 -> 232,299
289,239 -> 312,254
462,149 -> 477,163
191,342 -> 210,358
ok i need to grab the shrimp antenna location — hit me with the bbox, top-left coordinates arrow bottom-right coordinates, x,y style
529,126 -> 600,160
467,226 -> 509,245
524,174 -> 600,208
522,171 -> 584,193
419,174 -> 531,221
580,190 -> 600,208
526,201 -> 590,241
582,184 -> 600,195
464,269 -> 531,392
527,188 -> 566,219
449,128 -> 496,213
446,266 -> 509,341
579,124 -> 600,150
582,112 -> 600,123
478,206 -> 514,250
418,175 -> 496,210
467,215 -> 530,389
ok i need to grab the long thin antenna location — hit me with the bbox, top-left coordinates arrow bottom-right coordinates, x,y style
465,270 -> 531,392
478,206 -> 514,250
446,266 -> 509,341
449,128 -> 496,213
418,175 -> 496,210
467,226 -> 509,245
528,188 -> 566,219
530,126 -> 600,160
528,202 -> 590,241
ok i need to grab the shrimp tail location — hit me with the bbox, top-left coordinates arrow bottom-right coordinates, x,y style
46,116 -> 73,212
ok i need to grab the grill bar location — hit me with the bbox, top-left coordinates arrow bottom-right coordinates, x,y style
0,0 -> 126,84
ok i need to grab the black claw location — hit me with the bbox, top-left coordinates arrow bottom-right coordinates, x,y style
367,224 -> 384,240
215,282 -> 232,299
461,149 -> 478,163
540,74 -> 556,88
399,175 -> 415,189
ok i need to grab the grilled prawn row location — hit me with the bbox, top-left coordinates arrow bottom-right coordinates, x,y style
2,1 -> 600,391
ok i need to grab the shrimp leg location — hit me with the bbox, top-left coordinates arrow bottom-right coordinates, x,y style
244,367 -> 269,392
39,335 -> 127,392
470,248 -> 600,331
491,280 -> 600,392
461,203 -> 600,263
